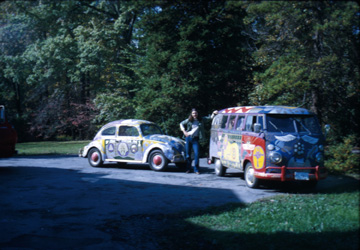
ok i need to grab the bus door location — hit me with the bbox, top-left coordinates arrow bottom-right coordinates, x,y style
241,115 -> 266,170
220,115 -> 243,169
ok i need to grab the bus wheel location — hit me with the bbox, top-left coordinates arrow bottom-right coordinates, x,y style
214,159 -> 226,176
245,162 -> 259,188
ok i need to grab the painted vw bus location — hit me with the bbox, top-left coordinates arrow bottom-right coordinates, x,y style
208,106 -> 327,188
0,105 -> 18,157
79,119 -> 186,171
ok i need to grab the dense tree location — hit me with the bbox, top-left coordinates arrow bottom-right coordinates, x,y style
0,0 -> 359,143
134,0 -> 254,136
244,1 -> 360,140
0,0 -> 141,140
0,1 -> 40,139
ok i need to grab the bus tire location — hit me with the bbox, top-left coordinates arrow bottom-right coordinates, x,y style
214,159 -> 226,176
245,162 -> 259,188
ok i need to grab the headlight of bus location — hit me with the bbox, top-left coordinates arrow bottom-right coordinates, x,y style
267,144 -> 275,151
269,151 -> 282,164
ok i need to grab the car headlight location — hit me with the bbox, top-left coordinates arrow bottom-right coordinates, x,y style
269,151 -> 282,164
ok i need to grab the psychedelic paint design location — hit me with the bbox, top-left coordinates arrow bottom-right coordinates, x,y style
79,119 -> 186,171
209,106 -> 328,188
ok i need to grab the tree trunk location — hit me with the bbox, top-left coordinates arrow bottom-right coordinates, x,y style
310,88 -> 322,124
11,80 -> 22,116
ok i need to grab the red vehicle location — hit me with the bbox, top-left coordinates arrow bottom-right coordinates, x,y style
0,105 -> 17,157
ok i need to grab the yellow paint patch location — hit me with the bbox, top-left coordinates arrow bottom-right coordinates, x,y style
224,143 -> 239,162
253,146 -> 265,169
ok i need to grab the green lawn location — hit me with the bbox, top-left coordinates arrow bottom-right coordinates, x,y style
158,184 -> 359,249
16,141 -> 90,155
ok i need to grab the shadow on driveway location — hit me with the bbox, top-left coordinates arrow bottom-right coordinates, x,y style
0,164 -> 242,249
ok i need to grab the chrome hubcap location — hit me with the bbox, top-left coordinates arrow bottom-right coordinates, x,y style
246,167 -> 255,184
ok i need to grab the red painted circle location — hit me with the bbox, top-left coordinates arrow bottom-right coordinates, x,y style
153,155 -> 162,166
91,152 -> 99,162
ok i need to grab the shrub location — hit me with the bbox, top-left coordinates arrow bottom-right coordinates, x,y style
325,135 -> 360,174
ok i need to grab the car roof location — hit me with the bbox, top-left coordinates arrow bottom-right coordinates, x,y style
219,106 -> 313,115
102,119 -> 154,128
94,119 -> 156,140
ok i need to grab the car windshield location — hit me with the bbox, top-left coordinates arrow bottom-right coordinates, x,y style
266,115 -> 321,134
140,124 -> 164,136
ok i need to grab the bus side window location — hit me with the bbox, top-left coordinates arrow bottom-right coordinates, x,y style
257,116 -> 264,131
228,115 -> 236,130
245,115 -> 257,132
220,115 -> 228,129
236,116 -> 245,130
212,114 -> 222,129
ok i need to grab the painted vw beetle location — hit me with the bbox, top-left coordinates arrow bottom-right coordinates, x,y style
79,119 -> 186,171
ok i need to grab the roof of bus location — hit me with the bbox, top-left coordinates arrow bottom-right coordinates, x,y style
219,106 -> 314,115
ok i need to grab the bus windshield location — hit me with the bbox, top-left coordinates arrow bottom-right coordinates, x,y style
266,115 -> 321,134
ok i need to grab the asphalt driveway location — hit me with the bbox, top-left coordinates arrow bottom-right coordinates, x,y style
0,155 -> 356,249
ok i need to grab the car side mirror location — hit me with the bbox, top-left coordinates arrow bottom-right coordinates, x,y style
254,123 -> 262,133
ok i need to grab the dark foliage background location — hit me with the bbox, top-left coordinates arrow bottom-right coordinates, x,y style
1,1 -> 359,145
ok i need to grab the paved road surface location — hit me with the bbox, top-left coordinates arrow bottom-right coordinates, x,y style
0,155 -> 356,249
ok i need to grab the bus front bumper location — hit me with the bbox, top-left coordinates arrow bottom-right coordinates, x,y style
255,166 -> 328,181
